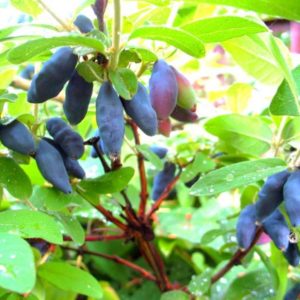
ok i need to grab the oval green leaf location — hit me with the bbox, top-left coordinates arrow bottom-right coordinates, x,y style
129,26 -> 205,58
38,262 -> 102,298
136,145 -> 164,171
204,114 -> 272,156
78,167 -> 135,194
109,68 -> 138,100
29,186 -> 85,211
195,0 -> 300,21
0,210 -> 63,244
223,269 -> 274,300
7,35 -> 105,64
190,158 -> 286,196
161,290 -> 190,300
270,65 -> 300,116
54,212 -> 85,245
0,233 -> 35,293
181,16 -> 268,43
222,34 -> 285,85
0,157 -> 32,199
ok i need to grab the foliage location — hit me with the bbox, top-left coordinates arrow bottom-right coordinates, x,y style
0,0 -> 299,299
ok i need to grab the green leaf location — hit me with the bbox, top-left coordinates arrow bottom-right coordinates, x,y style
0,157 -> 32,199
0,233 -> 35,293
78,167 -> 135,194
268,35 -> 299,115
270,244 -> 289,300
136,145 -> 163,171
0,210 -> 63,244
8,93 -> 31,117
195,0 -> 300,21
0,93 -> 17,104
0,69 -> 17,89
11,0 -> 42,17
160,290 -> 189,300
226,83 -> 253,113
77,61 -> 104,83
0,24 -> 57,40
201,229 -> 226,244
157,207 -> 218,243
255,247 -> 279,290
223,269 -> 275,299
190,158 -> 286,196
119,49 -> 142,68
38,262 -> 102,298
204,114 -> 272,156
181,16 -> 268,43
270,65 -> 300,116
222,34 -> 285,85
129,26 -> 205,58
282,117 -> 300,143
29,186 -> 85,211
109,68 -> 138,100
54,212 -> 85,245
7,35 -> 105,64
188,269 -> 213,297
131,47 -> 158,64
181,152 -> 216,183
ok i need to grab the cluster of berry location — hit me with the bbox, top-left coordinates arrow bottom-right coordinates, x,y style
237,170 -> 300,266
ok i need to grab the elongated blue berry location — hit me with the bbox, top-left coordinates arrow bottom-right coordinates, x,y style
0,120 -> 35,155
152,162 -> 176,201
96,82 -> 124,158
284,284 -> 300,300
171,105 -> 198,123
149,145 -> 168,159
28,47 -> 78,103
263,210 -> 290,251
149,59 -> 177,120
255,170 -> 290,223
122,83 -> 157,136
43,138 -> 85,179
35,139 -> 72,194
19,64 -> 34,80
283,243 -> 300,267
46,118 -> 84,159
64,70 -> 93,125
236,204 -> 257,250
74,15 -> 94,33
284,170 -> 300,227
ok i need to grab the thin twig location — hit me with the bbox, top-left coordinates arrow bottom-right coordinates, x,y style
63,234 -> 126,242
95,204 -> 128,231
110,0 -> 122,70
36,0 -> 70,31
273,116 -> 288,156
127,120 -> 148,218
211,226 -> 263,284
135,235 -> 171,291
62,245 -> 157,282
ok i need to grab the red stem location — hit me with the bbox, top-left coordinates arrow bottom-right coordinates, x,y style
62,245 -> 157,282
135,234 -> 171,291
211,226 -> 263,283
63,234 -> 126,242
95,204 -> 128,231
127,120 -> 148,218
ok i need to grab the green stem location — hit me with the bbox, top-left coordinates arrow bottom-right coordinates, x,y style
110,0 -> 122,70
36,0 -> 70,31
273,116 -> 288,156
